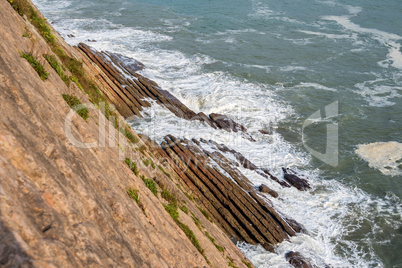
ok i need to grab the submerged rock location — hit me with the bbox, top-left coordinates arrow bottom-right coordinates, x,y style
282,168 -> 311,191
258,184 -> 279,198
285,251 -> 312,268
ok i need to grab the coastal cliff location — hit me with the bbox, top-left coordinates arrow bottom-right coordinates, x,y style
0,0 -> 310,267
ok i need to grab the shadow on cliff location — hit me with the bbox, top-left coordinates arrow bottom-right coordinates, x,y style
0,210 -> 33,267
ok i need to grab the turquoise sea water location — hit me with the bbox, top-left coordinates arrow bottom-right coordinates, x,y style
32,0 -> 402,267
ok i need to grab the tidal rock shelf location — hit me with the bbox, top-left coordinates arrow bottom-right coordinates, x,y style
78,44 -> 313,251
78,43 -> 256,141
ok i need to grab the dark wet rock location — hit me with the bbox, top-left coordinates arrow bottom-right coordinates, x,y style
87,39 -> 97,42
285,251 -> 312,268
209,113 -> 247,133
258,184 -> 279,198
282,168 -> 311,191
158,136 -> 301,249
284,217 -> 304,233
259,129 -> 269,135
67,34 -> 75,38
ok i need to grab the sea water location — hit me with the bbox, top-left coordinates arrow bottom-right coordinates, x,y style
32,0 -> 402,267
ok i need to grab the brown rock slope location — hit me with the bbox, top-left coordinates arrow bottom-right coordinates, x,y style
0,0 -> 254,267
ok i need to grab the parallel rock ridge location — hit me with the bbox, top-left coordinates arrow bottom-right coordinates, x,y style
78,44 -> 313,249
78,43 -> 256,141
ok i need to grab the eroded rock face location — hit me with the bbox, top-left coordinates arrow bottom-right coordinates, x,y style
0,1 -> 253,267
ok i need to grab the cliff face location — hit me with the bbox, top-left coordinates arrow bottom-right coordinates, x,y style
0,0 -> 311,267
0,0 -> 251,267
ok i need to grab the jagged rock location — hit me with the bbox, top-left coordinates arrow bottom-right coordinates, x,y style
258,184 -> 279,198
159,136 -> 300,249
209,113 -> 247,133
282,168 -> 311,191
67,34 -> 75,38
259,129 -> 269,134
285,251 -> 312,268
284,217 -> 304,233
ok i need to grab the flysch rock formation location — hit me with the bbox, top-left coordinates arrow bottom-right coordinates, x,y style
0,0 -> 253,267
0,0 -> 312,267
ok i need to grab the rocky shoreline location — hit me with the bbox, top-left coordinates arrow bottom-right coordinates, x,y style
0,0 -> 312,267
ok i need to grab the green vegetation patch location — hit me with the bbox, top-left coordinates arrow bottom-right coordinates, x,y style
127,188 -> 139,204
62,94 -> 89,120
163,195 -> 209,264
179,205 -> 188,214
125,158 -> 139,176
161,189 -> 177,205
20,52 -> 48,80
184,192 -> 194,202
157,165 -> 172,180
143,178 -> 158,196
205,232 -> 224,253
198,207 -> 212,222
44,54 -> 70,86
125,131 -> 137,144
191,212 -> 203,231
241,260 -> 253,268
126,188 -> 146,216
143,159 -> 155,169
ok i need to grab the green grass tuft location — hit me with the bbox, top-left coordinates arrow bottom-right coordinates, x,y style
44,54 -> 70,86
161,189 -> 177,205
205,232 -> 224,253
198,207 -> 212,222
125,132 -> 137,144
143,178 -> 158,196
157,165 -> 172,180
143,159 -> 155,168
241,260 -> 253,268
191,212 -> 203,231
127,188 -> 139,204
163,203 -> 179,220
179,205 -> 188,214
62,94 -> 89,120
20,52 -> 48,80
125,158 -> 139,176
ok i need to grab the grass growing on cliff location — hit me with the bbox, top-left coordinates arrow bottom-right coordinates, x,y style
179,205 -> 188,214
126,188 -> 146,216
20,52 -> 48,80
125,158 -> 139,176
157,165 -> 172,180
161,189 -> 177,205
205,232 -> 224,253
8,0 -> 56,46
191,212 -> 203,231
142,178 -> 158,196
241,260 -> 253,268
143,159 -> 155,169
198,207 -> 212,222
125,132 -> 137,144
44,54 -> 70,86
62,94 -> 89,120
127,188 -> 139,204
163,202 -> 208,264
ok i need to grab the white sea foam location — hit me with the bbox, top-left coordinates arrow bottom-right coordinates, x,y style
279,66 -> 306,72
298,30 -> 356,40
298,82 -> 338,92
355,78 -> 402,107
356,142 -> 402,176
322,15 -> 402,70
